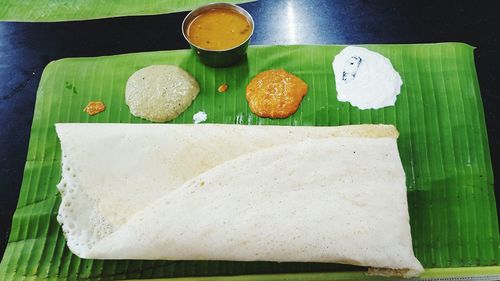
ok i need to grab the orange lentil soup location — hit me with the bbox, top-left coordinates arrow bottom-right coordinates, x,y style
187,8 -> 251,51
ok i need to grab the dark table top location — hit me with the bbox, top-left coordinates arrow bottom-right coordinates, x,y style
0,0 -> 499,258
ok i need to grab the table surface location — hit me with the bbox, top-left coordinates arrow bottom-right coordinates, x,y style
0,0 -> 499,258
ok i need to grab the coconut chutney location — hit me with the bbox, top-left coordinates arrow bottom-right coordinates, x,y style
332,46 -> 403,110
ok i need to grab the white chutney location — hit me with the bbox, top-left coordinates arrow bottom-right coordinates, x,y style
332,46 -> 403,110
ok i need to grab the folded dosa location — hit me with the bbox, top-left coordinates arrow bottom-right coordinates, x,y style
55,123 -> 423,277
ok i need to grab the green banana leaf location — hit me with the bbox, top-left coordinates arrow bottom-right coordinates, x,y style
0,43 -> 499,281
0,0 -> 253,22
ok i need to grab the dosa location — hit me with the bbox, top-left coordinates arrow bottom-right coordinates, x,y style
55,123 -> 423,277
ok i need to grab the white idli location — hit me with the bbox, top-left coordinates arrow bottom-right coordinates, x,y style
125,65 -> 200,122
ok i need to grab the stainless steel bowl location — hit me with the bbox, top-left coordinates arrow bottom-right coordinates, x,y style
182,3 -> 254,68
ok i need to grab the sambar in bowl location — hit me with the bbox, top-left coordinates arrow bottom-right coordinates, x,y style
182,3 -> 254,67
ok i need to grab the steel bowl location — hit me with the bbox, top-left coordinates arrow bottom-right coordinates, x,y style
182,3 -> 254,68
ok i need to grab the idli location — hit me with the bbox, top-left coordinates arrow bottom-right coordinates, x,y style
125,65 -> 200,122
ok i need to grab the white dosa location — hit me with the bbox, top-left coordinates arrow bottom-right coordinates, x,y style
55,123 -> 423,277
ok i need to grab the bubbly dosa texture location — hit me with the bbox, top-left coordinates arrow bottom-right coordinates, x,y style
55,123 -> 423,277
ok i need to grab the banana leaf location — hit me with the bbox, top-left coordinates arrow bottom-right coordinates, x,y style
0,43 -> 498,280
0,0 -> 253,22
